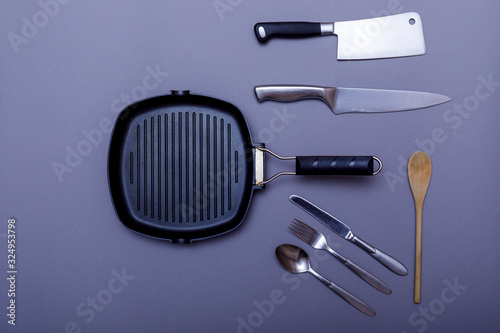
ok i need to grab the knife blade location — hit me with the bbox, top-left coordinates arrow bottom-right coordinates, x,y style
254,12 -> 425,60
255,85 -> 452,114
290,195 -> 408,276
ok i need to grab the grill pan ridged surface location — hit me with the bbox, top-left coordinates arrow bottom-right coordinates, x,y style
108,91 -> 255,243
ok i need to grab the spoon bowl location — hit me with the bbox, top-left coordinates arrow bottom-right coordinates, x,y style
408,152 -> 432,201
275,243 -> 311,274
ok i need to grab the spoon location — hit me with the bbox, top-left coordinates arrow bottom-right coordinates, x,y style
275,244 -> 375,316
408,151 -> 432,304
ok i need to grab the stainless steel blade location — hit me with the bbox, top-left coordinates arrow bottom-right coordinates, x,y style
333,12 -> 426,60
334,88 -> 452,114
290,195 -> 353,239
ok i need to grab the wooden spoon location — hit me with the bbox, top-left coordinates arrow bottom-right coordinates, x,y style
408,151 -> 432,304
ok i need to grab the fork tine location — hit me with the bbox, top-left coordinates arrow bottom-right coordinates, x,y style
293,218 -> 317,233
289,223 -> 311,239
290,220 -> 313,237
293,221 -> 316,237
288,226 -> 309,243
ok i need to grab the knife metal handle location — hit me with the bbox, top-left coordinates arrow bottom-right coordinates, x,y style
254,85 -> 337,111
254,22 -> 331,43
352,235 -> 408,276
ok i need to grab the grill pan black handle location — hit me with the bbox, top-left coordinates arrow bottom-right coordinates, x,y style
296,156 -> 380,175
257,148 -> 383,185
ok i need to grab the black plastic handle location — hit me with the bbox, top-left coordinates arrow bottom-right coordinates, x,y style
296,156 -> 375,175
254,22 -> 322,43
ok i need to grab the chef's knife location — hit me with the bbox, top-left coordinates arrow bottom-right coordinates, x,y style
290,195 -> 408,276
255,85 -> 452,114
254,12 -> 425,60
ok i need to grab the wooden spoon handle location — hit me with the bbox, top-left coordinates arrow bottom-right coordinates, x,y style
414,203 -> 423,303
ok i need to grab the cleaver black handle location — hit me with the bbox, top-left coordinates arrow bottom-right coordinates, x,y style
296,156 -> 381,175
254,22 -> 325,43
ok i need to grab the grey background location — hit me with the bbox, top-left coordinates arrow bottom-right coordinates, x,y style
1,0 -> 499,332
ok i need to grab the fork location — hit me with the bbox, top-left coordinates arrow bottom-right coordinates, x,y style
290,219 -> 392,295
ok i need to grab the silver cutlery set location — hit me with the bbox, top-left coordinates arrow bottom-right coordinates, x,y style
276,195 -> 408,316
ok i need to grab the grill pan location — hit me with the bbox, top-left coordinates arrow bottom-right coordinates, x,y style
108,91 -> 382,243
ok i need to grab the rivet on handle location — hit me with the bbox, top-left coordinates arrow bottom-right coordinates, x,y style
258,26 -> 266,38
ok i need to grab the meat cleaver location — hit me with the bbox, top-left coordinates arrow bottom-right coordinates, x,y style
254,85 -> 452,114
254,12 -> 426,60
